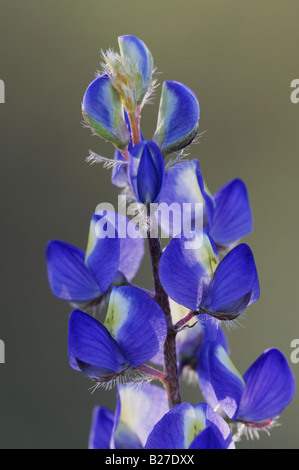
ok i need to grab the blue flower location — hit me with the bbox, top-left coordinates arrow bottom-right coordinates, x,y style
153,81 -> 200,155
205,343 -> 295,431
128,140 -> 165,204
159,232 -> 259,320
82,74 -> 130,149
46,212 -> 144,303
159,159 -> 252,248
89,383 -> 169,449
145,402 -> 235,449
68,286 -> 167,384
89,384 -> 169,449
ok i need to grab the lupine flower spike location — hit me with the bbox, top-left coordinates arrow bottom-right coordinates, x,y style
46,34 -> 295,450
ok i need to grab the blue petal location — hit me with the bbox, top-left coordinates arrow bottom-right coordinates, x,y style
202,243 -> 260,319
189,404 -> 234,449
129,140 -> 165,204
197,342 -> 222,412
112,384 -> 169,449
92,210 -> 144,282
118,35 -> 153,106
89,406 -> 114,449
210,179 -> 253,247
158,160 -> 213,237
197,317 -> 229,409
85,214 -> 121,293
204,404 -> 235,449
68,310 -> 128,378
153,81 -> 200,155
145,402 -> 234,449
104,286 -> 167,367
82,74 -> 130,149
119,234 -> 144,282
159,232 -> 218,310
145,403 -> 196,449
238,349 -> 296,425
46,240 -> 101,301
117,214 -> 145,281
208,342 -> 245,420
189,427 -> 226,449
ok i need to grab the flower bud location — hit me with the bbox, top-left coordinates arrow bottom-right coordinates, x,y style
82,74 -> 130,149
153,81 -> 200,155
118,35 -> 154,107
128,140 -> 165,204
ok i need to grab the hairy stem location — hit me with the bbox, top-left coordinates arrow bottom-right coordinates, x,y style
146,221 -> 181,408
137,364 -> 167,384
128,111 -> 141,146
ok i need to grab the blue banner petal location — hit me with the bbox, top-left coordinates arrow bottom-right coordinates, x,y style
238,348 -> 296,425
190,404 -> 234,449
210,179 -> 253,247
104,286 -> 167,367
159,232 -> 218,310
91,210 -> 144,282
146,402 -> 234,449
158,160 -> 213,237
46,240 -> 101,301
112,384 -> 169,449
85,214 -> 120,293
145,403 -> 195,449
189,426 -> 226,449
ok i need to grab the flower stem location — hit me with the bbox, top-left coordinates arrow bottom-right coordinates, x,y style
128,111 -> 141,146
120,148 -> 130,161
173,310 -> 199,332
137,364 -> 167,384
146,217 -> 181,408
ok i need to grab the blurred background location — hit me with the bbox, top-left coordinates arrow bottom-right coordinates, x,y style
0,0 -> 298,449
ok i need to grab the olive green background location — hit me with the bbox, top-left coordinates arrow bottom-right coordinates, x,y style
0,0 -> 298,449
